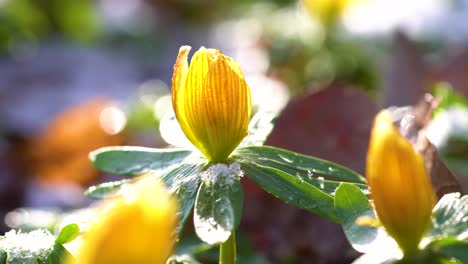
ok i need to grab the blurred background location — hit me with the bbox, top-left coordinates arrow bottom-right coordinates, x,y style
0,0 -> 467,263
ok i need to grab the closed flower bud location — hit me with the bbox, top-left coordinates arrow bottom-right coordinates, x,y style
366,111 -> 436,256
172,46 -> 252,162
70,179 -> 178,264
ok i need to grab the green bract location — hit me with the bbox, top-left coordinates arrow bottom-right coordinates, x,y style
334,184 -> 468,264
87,112 -> 366,244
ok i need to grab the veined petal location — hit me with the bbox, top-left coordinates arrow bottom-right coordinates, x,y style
171,46 -> 251,162
174,47 -> 217,153
366,111 -> 436,256
198,54 -> 251,161
171,46 -> 197,147
171,45 -> 191,106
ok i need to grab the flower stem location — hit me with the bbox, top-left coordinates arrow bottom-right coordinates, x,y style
219,231 -> 236,264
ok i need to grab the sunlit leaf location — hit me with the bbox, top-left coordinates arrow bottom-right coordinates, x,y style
240,161 -> 338,222
334,183 -> 399,257
167,255 -> 202,264
428,193 -> 468,241
194,167 -> 243,245
234,146 -> 366,183
46,243 -> 74,264
335,183 -> 377,251
159,109 -> 194,149
432,83 -> 468,117
240,111 -> 277,147
352,252 -> 398,264
240,152 -> 368,197
0,251 -> 5,264
161,161 -> 206,229
90,146 -> 192,176
84,179 -> 131,199
427,238 -> 468,263
55,224 -> 80,245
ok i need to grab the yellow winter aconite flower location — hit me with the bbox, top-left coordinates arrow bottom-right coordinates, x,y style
366,111 -> 436,256
172,46 -> 252,162
70,179 -> 178,264
302,0 -> 363,26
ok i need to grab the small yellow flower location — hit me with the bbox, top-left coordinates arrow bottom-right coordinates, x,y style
366,111 -> 436,256
171,46 -> 252,162
302,0 -> 362,26
70,178 -> 178,264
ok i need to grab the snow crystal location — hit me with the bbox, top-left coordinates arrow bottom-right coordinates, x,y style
0,229 -> 56,263
200,162 -> 243,186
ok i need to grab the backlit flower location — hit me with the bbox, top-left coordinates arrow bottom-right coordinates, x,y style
366,111 -> 436,256
303,0 -> 362,26
171,46 -> 252,162
70,178 -> 178,263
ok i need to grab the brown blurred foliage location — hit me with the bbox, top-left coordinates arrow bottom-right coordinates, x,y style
31,98 -> 125,186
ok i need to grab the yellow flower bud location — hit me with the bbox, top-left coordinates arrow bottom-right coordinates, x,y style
171,46 -> 252,162
70,179 -> 178,264
302,0 -> 362,26
366,111 -> 436,256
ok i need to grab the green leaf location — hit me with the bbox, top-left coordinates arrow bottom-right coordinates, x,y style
240,111 -> 277,147
90,146 -> 192,176
238,151 -> 368,197
55,224 -> 80,244
87,158 -> 204,228
175,235 -> 216,257
441,155 -> 468,174
428,238 -> 468,263
167,255 -> 202,264
46,243 -> 74,264
0,251 -> 6,264
334,183 -> 400,257
84,179 -> 131,199
432,83 -> 468,117
240,161 -> 338,222
194,165 -> 243,245
352,253 -> 398,264
355,250 -> 462,264
234,146 -> 366,184
334,183 -> 380,252
161,161 -> 206,229
427,193 -> 468,241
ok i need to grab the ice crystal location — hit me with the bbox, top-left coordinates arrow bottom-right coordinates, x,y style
0,229 -> 55,264
200,162 -> 243,186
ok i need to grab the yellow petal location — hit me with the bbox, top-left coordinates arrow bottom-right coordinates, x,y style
172,46 -> 251,162
366,111 -> 436,256
70,178 -> 178,264
171,45 -> 191,107
198,54 -> 251,161
172,46 -> 198,146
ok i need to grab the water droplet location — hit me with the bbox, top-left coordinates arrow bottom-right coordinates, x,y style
278,154 -> 293,163
317,177 -> 325,189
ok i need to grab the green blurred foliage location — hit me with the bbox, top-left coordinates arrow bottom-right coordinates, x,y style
158,0 -> 295,23
253,5 -> 378,95
0,0 -> 99,54
430,83 -> 468,174
432,83 -> 468,116
268,35 -> 378,95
